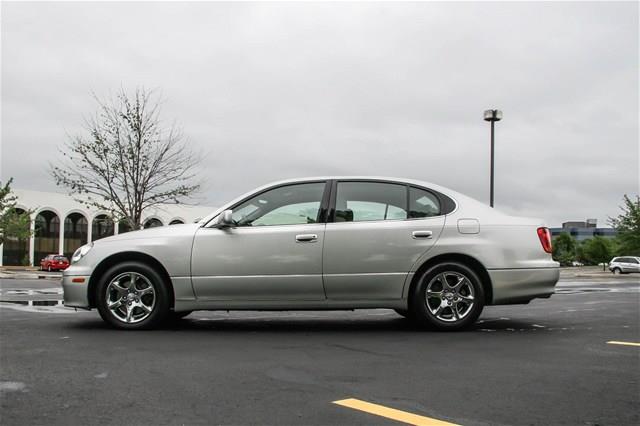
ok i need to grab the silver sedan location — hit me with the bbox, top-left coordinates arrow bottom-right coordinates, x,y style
63,177 -> 559,330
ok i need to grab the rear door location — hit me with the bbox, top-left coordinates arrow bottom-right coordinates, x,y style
626,257 -> 640,272
322,180 -> 445,301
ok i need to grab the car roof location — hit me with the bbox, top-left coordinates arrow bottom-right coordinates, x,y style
199,175 -> 494,226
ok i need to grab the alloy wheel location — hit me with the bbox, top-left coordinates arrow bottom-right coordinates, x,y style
105,272 -> 156,324
425,271 -> 475,323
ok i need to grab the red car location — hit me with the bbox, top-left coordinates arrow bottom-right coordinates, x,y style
40,255 -> 70,271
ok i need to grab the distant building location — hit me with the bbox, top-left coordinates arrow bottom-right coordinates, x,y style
550,218 -> 616,242
0,189 -> 215,266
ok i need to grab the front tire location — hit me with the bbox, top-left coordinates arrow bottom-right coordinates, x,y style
96,261 -> 170,330
612,268 -> 622,275
410,262 -> 485,331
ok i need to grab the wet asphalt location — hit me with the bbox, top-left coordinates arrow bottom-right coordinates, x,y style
0,275 -> 638,426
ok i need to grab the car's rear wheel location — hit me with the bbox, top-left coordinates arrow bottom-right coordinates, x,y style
96,261 -> 170,330
47,265 -> 51,272
410,262 -> 485,331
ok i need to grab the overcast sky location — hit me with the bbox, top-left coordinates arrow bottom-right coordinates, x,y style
1,1 -> 638,227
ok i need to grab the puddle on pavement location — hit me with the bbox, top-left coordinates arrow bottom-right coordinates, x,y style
2,300 -> 64,306
1,289 -> 62,296
0,299 -> 79,314
555,288 -> 611,294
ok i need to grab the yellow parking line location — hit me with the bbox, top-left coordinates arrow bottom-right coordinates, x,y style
607,341 -> 640,347
333,398 -> 459,426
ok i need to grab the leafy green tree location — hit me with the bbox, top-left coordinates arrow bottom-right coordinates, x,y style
580,236 -> 613,271
552,232 -> 577,266
0,178 -> 32,245
609,195 -> 640,256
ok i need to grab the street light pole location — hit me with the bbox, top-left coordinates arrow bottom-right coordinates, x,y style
484,109 -> 502,207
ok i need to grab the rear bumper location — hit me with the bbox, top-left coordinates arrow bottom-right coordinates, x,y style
488,267 -> 559,305
62,275 -> 91,309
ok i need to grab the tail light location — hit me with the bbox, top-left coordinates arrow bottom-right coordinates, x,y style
537,227 -> 552,253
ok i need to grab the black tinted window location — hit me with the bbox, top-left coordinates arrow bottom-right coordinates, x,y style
409,187 -> 441,218
335,182 -> 406,222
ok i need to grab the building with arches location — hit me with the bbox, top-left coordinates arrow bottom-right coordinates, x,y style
1,189 -> 215,267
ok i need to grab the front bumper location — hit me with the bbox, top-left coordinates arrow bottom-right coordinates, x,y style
62,274 -> 91,309
489,267 -> 559,305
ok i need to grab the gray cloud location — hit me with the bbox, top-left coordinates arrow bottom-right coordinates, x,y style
1,1 -> 638,226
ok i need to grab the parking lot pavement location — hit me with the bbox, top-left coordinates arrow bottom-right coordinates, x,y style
1,276 -> 638,426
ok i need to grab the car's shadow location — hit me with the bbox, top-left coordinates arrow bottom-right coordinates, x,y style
66,313 -> 555,334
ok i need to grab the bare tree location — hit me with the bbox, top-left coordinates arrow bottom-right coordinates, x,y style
51,88 -> 201,229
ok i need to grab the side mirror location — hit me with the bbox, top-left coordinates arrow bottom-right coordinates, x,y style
215,210 -> 235,228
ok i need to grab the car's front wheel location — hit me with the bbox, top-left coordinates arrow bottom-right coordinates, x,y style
410,262 -> 485,331
96,261 -> 170,330
612,268 -> 622,275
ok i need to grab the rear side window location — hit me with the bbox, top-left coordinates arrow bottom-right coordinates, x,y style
335,182 -> 406,222
409,187 -> 441,218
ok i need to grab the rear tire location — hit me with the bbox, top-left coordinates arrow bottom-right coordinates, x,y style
96,261 -> 170,330
410,262 -> 485,331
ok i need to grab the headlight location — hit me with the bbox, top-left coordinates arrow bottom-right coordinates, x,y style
71,243 -> 93,264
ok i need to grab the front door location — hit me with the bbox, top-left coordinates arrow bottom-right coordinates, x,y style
322,181 -> 445,300
191,181 -> 329,300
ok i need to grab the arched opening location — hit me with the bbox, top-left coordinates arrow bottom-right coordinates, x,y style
118,219 -> 134,234
64,212 -> 88,259
143,218 -> 163,229
34,210 -> 60,264
169,219 -> 184,225
2,208 -> 30,266
92,215 -> 114,241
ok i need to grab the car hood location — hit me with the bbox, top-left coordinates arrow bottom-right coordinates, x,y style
94,223 -> 201,244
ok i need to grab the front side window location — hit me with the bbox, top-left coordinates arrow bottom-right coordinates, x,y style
231,182 -> 326,227
335,182 -> 407,222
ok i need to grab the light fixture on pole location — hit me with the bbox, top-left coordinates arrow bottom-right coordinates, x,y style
483,109 -> 502,207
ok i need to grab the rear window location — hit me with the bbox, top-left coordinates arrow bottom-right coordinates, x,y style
409,187 -> 441,218
54,256 -> 68,261
335,182 -> 407,222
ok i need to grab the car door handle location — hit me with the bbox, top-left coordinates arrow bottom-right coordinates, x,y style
412,230 -> 433,239
295,234 -> 318,243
